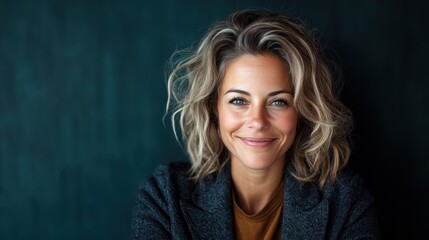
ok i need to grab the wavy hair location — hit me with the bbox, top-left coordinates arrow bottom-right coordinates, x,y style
166,10 -> 352,188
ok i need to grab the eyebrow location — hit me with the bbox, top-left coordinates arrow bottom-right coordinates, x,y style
224,89 -> 292,96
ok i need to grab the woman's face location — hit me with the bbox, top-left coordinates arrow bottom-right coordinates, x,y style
216,54 -> 298,172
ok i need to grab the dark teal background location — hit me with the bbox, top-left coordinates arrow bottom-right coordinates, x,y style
1,0 -> 428,239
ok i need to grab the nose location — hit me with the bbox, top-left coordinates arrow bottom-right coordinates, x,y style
247,104 -> 269,131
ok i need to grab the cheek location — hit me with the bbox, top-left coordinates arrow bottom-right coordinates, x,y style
275,112 -> 298,135
218,108 -> 243,132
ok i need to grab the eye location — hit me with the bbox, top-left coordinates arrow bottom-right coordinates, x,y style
229,97 -> 247,105
270,99 -> 289,107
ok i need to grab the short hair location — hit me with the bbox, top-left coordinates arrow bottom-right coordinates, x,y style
166,9 -> 352,188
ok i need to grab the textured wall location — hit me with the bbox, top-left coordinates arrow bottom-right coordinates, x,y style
0,0 -> 427,239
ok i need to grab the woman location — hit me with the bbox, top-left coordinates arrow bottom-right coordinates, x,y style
132,10 -> 380,239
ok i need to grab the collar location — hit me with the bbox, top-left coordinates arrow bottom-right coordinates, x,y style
180,165 -> 234,239
282,166 -> 329,238
180,164 -> 329,239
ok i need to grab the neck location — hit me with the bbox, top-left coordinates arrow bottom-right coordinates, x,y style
231,160 -> 285,215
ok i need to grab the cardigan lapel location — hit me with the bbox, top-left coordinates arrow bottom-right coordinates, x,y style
281,170 -> 329,239
179,165 -> 329,239
180,166 -> 234,239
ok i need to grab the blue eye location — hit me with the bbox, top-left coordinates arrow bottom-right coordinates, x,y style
229,97 -> 246,105
271,99 -> 288,107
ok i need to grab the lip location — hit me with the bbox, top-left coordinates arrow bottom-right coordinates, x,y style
239,137 -> 276,148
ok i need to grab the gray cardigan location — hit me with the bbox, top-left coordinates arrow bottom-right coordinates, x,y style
132,162 -> 380,239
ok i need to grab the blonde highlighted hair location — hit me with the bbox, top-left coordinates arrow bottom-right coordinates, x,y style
166,10 -> 352,188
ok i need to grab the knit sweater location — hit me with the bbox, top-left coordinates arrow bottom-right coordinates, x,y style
132,162 -> 380,239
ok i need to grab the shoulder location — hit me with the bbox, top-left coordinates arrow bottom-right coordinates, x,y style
132,162 -> 196,239
148,161 -> 192,182
322,169 -> 380,238
323,169 -> 372,202
139,161 -> 196,201
285,167 -> 371,207
319,168 -> 375,213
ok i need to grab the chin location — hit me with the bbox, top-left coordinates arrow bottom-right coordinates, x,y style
235,154 -> 285,171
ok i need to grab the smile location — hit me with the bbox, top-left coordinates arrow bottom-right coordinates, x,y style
239,137 -> 276,148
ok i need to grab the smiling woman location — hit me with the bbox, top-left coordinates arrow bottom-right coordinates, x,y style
217,54 -> 298,215
132,10 -> 380,239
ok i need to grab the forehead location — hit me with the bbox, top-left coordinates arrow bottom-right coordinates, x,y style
220,54 -> 293,93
